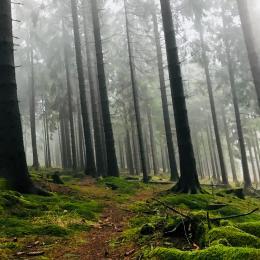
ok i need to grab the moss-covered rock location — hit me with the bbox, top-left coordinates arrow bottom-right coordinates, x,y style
207,226 -> 260,248
145,245 -> 260,260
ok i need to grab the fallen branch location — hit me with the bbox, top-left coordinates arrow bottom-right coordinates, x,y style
209,208 -> 259,221
151,198 -> 189,219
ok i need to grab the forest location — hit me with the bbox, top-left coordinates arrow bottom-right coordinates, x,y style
0,0 -> 260,259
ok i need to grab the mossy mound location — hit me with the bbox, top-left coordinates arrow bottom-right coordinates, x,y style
207,226 -> 260,248
0,190 -> 102,238
145,245 -> 260,260
235,221 -> 260,237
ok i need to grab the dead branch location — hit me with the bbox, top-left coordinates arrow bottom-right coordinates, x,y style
209,208 -> 259,221
151,198 -> 189,219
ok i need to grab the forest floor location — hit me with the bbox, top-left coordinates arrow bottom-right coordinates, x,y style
0,170 -> 260,259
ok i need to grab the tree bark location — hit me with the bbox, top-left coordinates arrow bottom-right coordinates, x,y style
252,135 -> 260,181
70,0 -> 96,176
124,116 -> 134,175
152,7 -> 178,181
206,127 -> 218,182
196,14 -> 228,185
160,0 -> 200,193
222,110 -> 238,184
124,0 -> 148,182
0,0 -> 35,193
147,106 -> 159,175
131,119 -> 141,175
247,139 -> 258,184
90,0 -> 119,177
237,0 -> 260,107
222,11 -> 251,188
29,49 -> 40,170
62,20 -> 77,170
82,0 -> 106,176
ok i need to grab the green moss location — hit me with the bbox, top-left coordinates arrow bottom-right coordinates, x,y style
216,206 -> 242,217
0,217 -> 35,236
98,177 -> 142,195
0,186 -> 102,238
145,245 -> 260,260
0,242 -> 20,249
34,224 -> 69,236
60,200 -> 101,219
163,194 -> 212,210
236,221 -> 260,237
210,238 -> 230,246
207,226 -> 260,248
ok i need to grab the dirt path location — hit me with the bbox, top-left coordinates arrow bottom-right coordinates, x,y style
50,180 -> 162,259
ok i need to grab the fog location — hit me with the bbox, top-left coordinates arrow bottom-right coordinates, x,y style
8,0 -> 260,185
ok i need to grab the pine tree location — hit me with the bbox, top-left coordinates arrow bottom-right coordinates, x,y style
160,0 -> 201,193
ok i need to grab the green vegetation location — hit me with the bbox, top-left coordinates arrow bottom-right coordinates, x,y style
145,246 -> 260,260
98,177 -> 142,194
0,190 -> 101,238
207,226 -> 260,248
118,187 -> 260,259
1,172 -> 260,259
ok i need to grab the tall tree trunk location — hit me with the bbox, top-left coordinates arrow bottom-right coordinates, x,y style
252,135 -> 260,181
62,20 -> 77,170
124,115 -> 134,175
144,132 -> 151,175
64,117 -> 72,169
161,143 -> 166,173
152,7 -> 178,181
124,0 -> 148,182
90,0 -> 119,177
206,127 -> 218,182
77,103 -> 85,170
45,116 -> 51,168
253,130 -> 260,180
237,0 -> 260,106
195,137 -> 204,179
131,120 -> 141,176
0,0 -> 36,193
82,0 -> 106,176
147,106 -> 159,175
200,133 -> 211,180
222,11 -> 251,188
118,139 -> 125,170
70,0 -> 96,176
29,49 -> 39,170
208,121 -> 221,183
247,139 -> 258,184
59,112 -> 66,168
160,0 -> 200,193
196,14 -> 228,185
222,110 -> 239,184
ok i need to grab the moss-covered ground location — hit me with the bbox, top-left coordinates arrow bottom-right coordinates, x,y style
117,185 -> 260,259
0,171 -> 259,259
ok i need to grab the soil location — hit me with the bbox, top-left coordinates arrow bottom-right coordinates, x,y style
48,178 -> 160,260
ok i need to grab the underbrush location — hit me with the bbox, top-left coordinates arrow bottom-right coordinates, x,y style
117,188 -> 260,259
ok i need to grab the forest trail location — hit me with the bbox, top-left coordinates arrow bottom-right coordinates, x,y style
49,177 -> 167,260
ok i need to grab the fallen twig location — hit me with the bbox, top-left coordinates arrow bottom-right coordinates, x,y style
209,208 -> 259,221
151,198 -> 189,219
